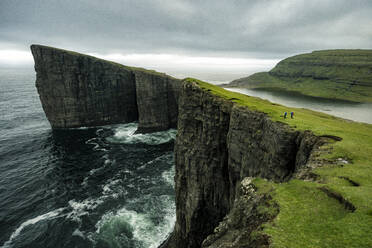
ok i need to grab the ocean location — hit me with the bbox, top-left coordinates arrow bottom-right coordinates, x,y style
0,68 -> 176,248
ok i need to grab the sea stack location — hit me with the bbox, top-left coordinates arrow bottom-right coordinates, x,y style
31,44 -> 181,132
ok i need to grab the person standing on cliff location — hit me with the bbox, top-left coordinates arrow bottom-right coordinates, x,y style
291,112 -> 294,119
284,112 -> 287,119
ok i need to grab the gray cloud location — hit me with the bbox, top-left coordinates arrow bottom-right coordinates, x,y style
1,0 -> 371,59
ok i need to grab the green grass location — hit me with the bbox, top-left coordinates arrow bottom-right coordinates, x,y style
228,49 -> 372,103
230,72 -> 372,103
185,77 -> 372,247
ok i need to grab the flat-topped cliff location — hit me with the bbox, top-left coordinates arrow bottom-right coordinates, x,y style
163,79 -> 372,247
162,79 -> 322,248
31,45 -> 181,132
227,49 -> 372,102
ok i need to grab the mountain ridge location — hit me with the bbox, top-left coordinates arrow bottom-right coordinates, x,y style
227,49 -> 372,102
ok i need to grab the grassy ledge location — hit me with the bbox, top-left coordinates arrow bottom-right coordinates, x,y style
185,77 -> 372,247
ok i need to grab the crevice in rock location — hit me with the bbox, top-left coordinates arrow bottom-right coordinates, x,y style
319,187 -> 356,212
319,135 -> 342,141
339,176 -> 360,186
287,132 -> 302,178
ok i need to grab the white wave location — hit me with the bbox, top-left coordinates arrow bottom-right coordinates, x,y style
81,176 -> 89,187
94,199 -> 176,248
89,167 -> 102,176
102,178 -> 126,199
67,198 -> 104,222
2,208 -> 65,248
76,126 -> 90,130
85,137 -> 98,144
162,166 -> 175,188
72,228 -> 86,239
106,123 -> 177,145
81,155 -> 114,187
85,137 -> 108,151
96,128 -> 104,135
104,158 -> 112,165
85,138 -> 100,150
137,152 -> 174,171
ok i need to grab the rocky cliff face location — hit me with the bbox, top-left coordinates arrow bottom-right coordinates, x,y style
31,45 -> 180,132
134,70 -> 180,133
163,80 -> 321,248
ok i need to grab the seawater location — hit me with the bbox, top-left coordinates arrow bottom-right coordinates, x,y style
0,68 -> 176,248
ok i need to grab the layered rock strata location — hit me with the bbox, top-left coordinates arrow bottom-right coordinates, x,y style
163,80 -> 322,248
31,45 -> 180,132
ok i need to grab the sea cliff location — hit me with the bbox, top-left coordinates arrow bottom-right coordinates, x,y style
162,79 -> 323,248
31,45 -> 180,132
164,79 -> 372,248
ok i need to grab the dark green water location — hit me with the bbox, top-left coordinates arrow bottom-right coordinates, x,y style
0,68 -> 176,248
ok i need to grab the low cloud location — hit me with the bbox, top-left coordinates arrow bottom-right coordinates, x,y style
0,0 -> 371,79
90,52 -> 279,83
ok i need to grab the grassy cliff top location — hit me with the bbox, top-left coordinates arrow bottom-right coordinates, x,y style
186,77 -> 372,247
30,44 -> 176,78
227,49 -> 372,103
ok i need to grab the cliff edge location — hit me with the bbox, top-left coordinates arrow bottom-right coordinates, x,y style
31,44 -> 180,132
164,79 -> 372,247
162,79 -> 321,248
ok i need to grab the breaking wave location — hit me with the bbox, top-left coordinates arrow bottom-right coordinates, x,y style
106,123 -> 177,145
93,195 -> 175,248
2,208 -> 66,248
1,115 -> 176,248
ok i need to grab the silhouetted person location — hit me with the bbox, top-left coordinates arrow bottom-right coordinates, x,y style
284,112 -> 287,119
291,112 -> 294,119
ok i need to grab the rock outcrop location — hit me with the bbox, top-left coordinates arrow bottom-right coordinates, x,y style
163,80 -> 322,248
31,45 -> 181,132
201,177 -> 278,248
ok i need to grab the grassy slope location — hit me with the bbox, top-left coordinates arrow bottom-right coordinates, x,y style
228,50 -> 372,103
186,78 -> 372,247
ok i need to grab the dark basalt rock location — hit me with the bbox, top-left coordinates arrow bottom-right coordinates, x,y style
134,70 -> 180,133
31,44 -> 181,132
163,80 -> 322,248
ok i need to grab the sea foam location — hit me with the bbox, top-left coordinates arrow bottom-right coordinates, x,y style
2,208 -> 65,248
106,123 -> 177,145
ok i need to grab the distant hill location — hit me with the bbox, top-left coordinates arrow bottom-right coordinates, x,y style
227,50 -> 372,102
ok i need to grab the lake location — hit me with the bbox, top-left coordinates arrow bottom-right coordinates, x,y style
224,88 -> 372,124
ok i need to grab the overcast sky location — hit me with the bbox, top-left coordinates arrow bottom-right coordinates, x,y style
1,0 -> 371,82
